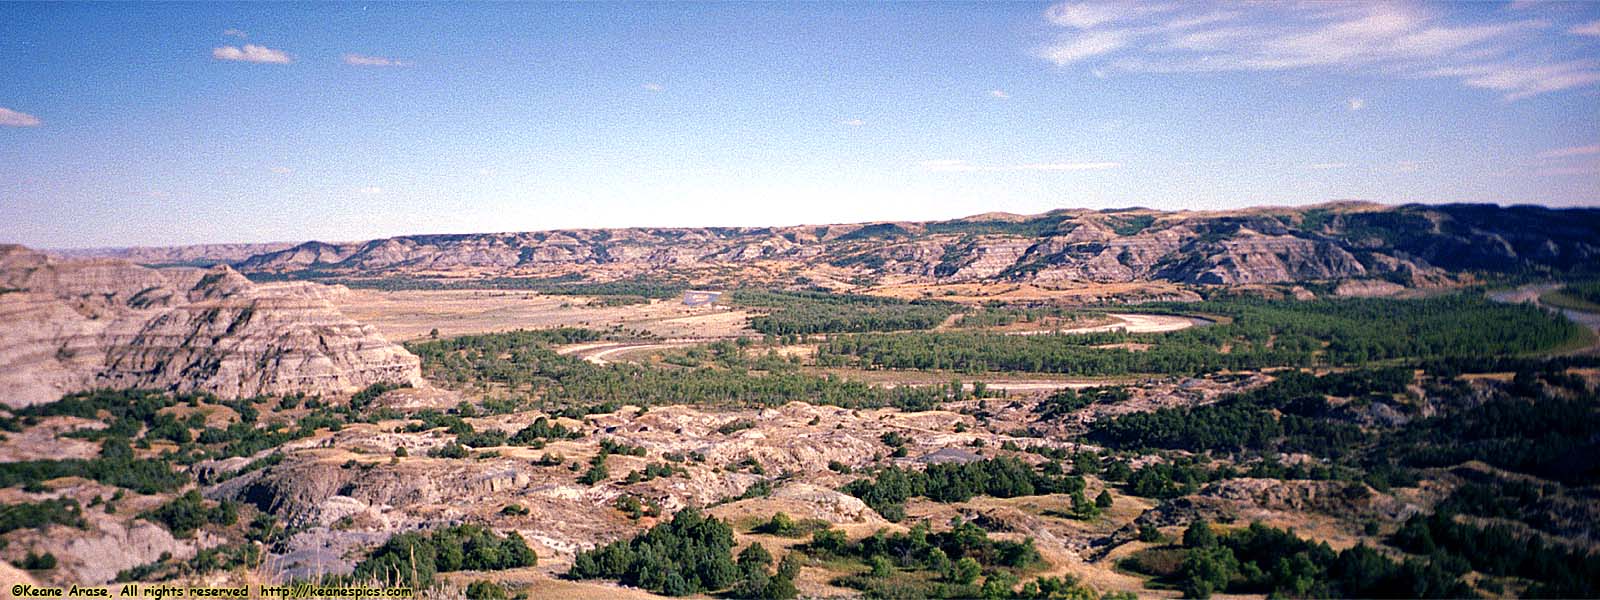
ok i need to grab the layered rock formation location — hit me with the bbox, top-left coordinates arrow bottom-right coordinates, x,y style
0,245 -> 421,407
73,202 -> 1596,289
50,241 -> 297,266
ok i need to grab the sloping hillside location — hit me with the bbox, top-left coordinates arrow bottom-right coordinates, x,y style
0,245 -> 421,407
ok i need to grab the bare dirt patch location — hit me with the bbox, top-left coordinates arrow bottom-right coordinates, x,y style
333,289 -> 756,341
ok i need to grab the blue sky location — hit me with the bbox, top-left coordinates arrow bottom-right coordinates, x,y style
2,1 -> 1599,248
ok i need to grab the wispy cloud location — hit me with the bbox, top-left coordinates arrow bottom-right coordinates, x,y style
358,186 -> 384,195
840,118 -> 866,127
641,82 -> 664,92
343,53 -> 411,67
989,89 -> 1011,99
1040,30 -> 1129,65
1044,2 -> 1171,29
1346,97 -> 1366,111
222,28 -> 248,39
1017,161 -> 1122,171
1037,2 -> 1600,100
0,107 -> 41,127
1537,144 -> 1600,159
269,166 -> 292,174
1536,161 -> 1600,176
921,159 -> 1120,172
1309,162 -> 1349,170
1428,59 -> 1600,101
213,44 -> 291,64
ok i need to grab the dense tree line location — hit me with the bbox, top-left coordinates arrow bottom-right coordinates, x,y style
808,519 -> 1045,598
10,388 -> 204,440
1124,520 -> 1472,599
842,458 -> 1085,521
568,508 -> 794,597
1571,282 -> 1600,304
1434,478 -> 1573,540
0,498 -> 86,534
733,289 -> 959,335
406,329 -> 945,411
955,305 -> 1085,329
1032,386 -> 1129,420
1091,364 -> 1598,497
0,437 -> 188,494
1547,282 -> 1600,310
818,295 -> 1583,375
1416,354 -> 1600,378
1390,394 -> 1600,485
1391,511 -> 1600,597
405,328 -> 605,389
0,388 -> 359,492
509,416 -> 581,444
1089,369 -> 1404,455
0,386 -> 434,494
401,410 -> 581,450
141,490 -> 237,538
351,524 -> 537,587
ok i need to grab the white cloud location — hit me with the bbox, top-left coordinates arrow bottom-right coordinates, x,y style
989,89 -> 1011,99
1347,97 -> 1366,111
920,159 -> 1119,172
1015,161 -> 1122,171
0,107 -> 41,127
840,118 -> 866,126
1045,2 -> 1172,29
213,44 -> 291,64
358,186 -> 384,195
1537,144 -> 1600,159
1536,161 -> 1600,176
343,53 -> 411,67
269,166 -> 292,174
1443,59 -> 1600,101
1309,162 -> 1349,170
1040,30 -> 1130,65
1037,2 -> 1599,99
223,28 -> 248,38
642,82 -> 664,92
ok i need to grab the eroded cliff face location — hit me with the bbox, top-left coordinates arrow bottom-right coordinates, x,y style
0,245 -> 421,407
171,203 -> 1599,288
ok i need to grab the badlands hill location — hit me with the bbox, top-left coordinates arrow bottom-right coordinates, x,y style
82,202 -> 1600,288
0,245 -> 421,407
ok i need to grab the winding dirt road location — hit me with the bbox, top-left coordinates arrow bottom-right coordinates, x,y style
556,338 -> 734,366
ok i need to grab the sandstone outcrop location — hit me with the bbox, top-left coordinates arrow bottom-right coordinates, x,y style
0,246 -> 421,407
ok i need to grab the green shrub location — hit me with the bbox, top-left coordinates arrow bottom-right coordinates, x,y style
352,524 -> 537,588
464,580 -> 507,600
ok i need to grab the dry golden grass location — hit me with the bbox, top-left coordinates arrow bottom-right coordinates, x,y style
448,572 -> 669,600
333,290 -> 755,341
